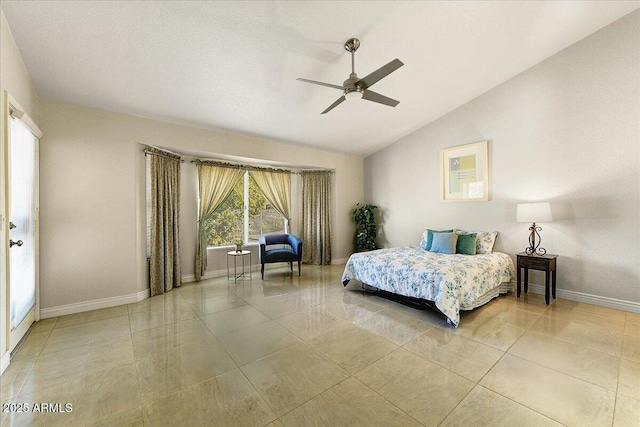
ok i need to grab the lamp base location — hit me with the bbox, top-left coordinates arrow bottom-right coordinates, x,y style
524,246 -> 547,256
525,222 -> 547,256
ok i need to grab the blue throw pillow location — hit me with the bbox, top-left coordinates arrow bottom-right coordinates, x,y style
420,229 -> 454,250
429,232 -> 458,254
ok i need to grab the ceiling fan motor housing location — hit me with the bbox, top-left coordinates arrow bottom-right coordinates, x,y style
344,74 -> 363,99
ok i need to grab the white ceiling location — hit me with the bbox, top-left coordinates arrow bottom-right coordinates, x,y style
2,1 -> 639,157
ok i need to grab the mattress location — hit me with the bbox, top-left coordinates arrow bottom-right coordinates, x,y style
342,246 -> 515,327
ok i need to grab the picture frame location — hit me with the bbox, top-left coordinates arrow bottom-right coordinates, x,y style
440,140 -> 489,202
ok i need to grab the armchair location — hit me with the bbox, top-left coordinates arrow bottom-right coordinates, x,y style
258,234 -> 302,279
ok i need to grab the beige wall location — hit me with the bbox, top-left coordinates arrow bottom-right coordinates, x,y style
0,11 -> 38,119
364,11 -> 640,306
0,9 -> 40,369
37,98 -> 364,309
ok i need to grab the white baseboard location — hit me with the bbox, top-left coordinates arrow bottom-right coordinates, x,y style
181,271 -> 219,283
182,262 -> 345,283
525,283 -> 640,314
31,278 -> 640,323
182,264 -> 262,283
40,289 -> 150,319
1,351 -> 10,376
136,289 -> 150,301
182,261 -> 343,283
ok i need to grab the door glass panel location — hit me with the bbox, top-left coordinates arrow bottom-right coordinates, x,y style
9,116 -> 37,330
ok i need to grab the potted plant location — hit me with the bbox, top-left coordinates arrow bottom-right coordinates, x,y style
353,203 -> 378,252
234,239 -> 243,252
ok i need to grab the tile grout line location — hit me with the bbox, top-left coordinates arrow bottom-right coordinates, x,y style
127,307 -> 147,426
10,266 -> 637,426
235,341 -> 346,423
476,300 -> 619,426
435,323 -> 522,423
463,303 -> 561,424
610,318 -> 629,426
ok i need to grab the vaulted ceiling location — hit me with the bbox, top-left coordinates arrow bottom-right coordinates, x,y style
2,1 -> 638,156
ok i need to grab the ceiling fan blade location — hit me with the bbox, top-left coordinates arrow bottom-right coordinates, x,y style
357,59 -> 404,90
321,96 -> 346,114
362,90 -> 399,107
296,78 -> 344,90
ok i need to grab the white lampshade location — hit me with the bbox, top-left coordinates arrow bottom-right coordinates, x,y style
516,202 -> 553,223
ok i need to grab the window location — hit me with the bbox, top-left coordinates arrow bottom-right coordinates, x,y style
203,171 -> 286,246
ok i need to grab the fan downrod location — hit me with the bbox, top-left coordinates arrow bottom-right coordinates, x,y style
344,38 -> 360,53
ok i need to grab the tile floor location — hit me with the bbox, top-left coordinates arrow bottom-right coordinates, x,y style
1,264 -> 639,426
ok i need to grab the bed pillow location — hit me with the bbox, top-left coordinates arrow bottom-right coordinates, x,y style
455,229 -> 498,254
419,229 -> 454,250
456,233 -> 477,255
429,232 -> 458,254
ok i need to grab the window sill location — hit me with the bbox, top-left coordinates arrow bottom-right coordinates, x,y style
206,243 -> 259,251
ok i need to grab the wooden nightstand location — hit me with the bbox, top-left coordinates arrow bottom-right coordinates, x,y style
516,253 -> 558,305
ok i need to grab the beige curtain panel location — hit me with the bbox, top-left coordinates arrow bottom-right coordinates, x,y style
149,150 -> 181,297
250,170 -> 291,228
301,171 -> 332,265
195,164 -> 244,281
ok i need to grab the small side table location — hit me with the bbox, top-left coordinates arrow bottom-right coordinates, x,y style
227,250 -> 252,283
516,253 -> 558,304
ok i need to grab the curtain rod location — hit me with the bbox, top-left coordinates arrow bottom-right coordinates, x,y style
9,101 -> 43,139
299,170 -> 335,175
192,159 -> 290,174
191,159 -> 334,175
144,148 -> 184,162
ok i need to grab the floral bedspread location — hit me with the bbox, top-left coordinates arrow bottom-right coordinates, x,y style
342,246 -> 514,327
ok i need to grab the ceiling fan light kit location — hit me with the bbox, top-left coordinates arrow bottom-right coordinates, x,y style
297,38 -> 404,114
345,87 -> 363,100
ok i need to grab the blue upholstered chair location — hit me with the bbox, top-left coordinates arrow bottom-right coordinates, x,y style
258,234 -> 302,279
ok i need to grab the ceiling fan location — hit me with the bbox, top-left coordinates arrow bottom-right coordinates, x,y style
297,38 -> 404,114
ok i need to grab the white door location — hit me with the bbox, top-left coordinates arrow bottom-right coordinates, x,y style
7,110 -> 39,352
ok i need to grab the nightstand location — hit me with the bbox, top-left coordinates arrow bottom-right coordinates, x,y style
516,253 -> 558,305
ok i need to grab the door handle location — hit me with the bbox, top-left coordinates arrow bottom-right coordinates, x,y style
10,240 -> 23,248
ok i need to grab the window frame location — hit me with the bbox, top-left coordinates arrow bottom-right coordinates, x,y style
205,170 -> 287,248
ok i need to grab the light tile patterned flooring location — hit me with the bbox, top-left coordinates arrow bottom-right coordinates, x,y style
1,264 -> 639,426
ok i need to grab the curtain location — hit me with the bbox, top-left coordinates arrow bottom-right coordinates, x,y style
250,170 -> 291,229
195,164 -> 244,280
149,149 -> 181,297
301,171 -> 332,265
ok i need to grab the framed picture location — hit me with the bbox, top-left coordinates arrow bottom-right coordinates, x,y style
440,140 -> 489,202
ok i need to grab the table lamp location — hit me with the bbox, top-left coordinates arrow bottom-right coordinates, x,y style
516,202 -> 553,255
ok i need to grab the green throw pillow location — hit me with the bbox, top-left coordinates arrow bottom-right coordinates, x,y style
456,233 -> 477,255
430,232 -> 458,254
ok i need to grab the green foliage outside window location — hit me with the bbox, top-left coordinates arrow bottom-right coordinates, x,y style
203,173 -> 285,246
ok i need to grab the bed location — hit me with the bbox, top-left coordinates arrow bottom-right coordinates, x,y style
341,245 -> 515,327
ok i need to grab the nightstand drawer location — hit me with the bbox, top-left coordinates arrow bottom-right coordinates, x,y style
519,256 -> 549,270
